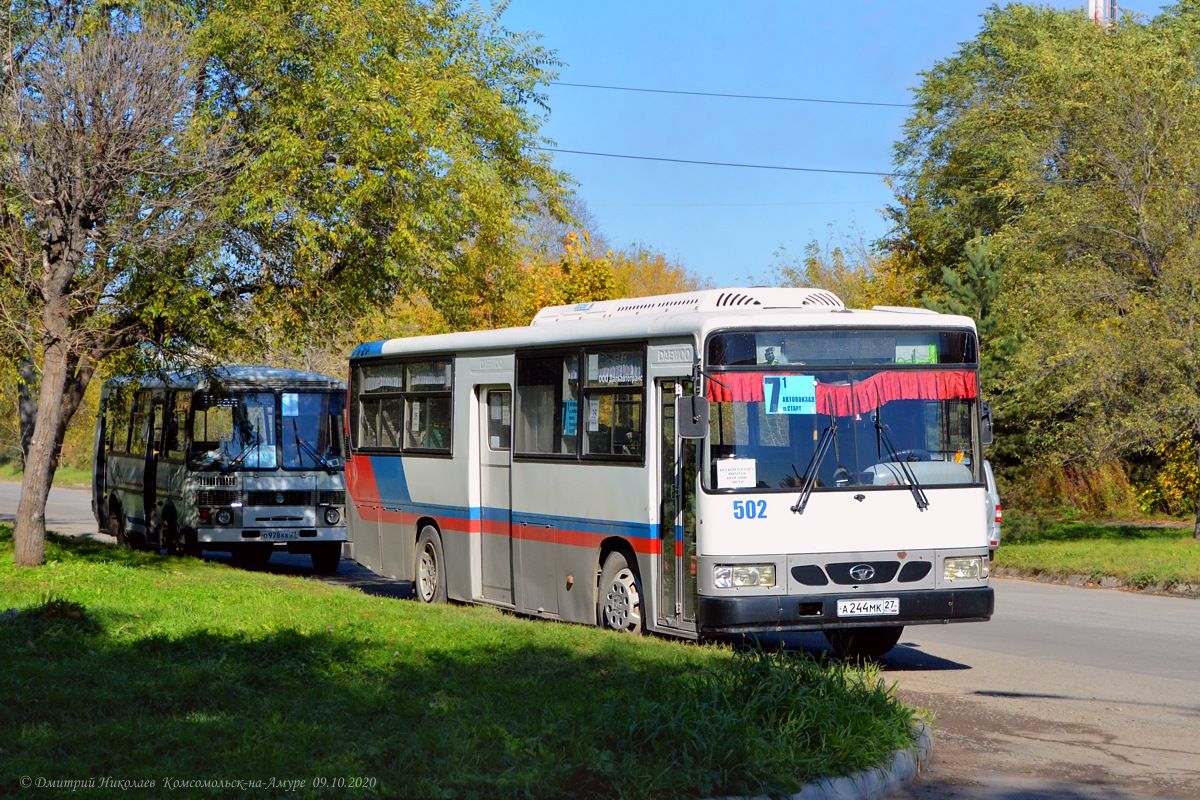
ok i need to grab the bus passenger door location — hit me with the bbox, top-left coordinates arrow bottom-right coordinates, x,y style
141,395 -> 161,543
479,387 -> 513,604
658,380 -> 698,632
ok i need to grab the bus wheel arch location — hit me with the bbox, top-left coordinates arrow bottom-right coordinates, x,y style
414,522 -> 447,604
596,542 -> 643,634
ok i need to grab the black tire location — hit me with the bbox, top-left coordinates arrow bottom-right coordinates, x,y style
162,513 -> 184,557
824,625 -> 904,660
231,544 -> 273,569
108,503 -> 130,549
597,551 -> 643,634
311,542 -> 341,575
182,528 -> 202,558
414,526 -> 447,603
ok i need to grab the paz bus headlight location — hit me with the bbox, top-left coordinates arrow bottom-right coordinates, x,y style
714,564 -> 777,589
943,557 -> 987,582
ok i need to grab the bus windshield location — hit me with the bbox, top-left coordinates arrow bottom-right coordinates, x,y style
280,391 -> 345,471
703,323 -> 983,494
190,392 -> 278,470
189,390 -> 345,472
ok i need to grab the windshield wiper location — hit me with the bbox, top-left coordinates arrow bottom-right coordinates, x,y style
875,414 -> 930,511
292,418 -> 339,474
220,443 -> 255,475
791,423 -> 837,515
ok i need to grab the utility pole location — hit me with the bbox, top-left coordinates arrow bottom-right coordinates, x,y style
1088,0 -> 1117,27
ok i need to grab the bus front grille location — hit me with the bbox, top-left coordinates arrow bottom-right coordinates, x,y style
197,490 -> 239,506
245,490 -> 312,506
317,490 -> 345,506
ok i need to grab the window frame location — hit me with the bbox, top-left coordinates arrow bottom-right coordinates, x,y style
515,344 -> 647,464
350,357 -> 454,456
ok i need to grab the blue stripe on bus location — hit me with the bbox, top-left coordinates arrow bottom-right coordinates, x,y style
351,341 -> 386,358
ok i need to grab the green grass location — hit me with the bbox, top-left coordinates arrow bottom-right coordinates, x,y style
0,460 -> 92,487
995,516 -> 1200,590
0,525 -> 920,799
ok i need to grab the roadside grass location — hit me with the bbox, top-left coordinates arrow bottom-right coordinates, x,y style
995,516 -> 1200,590
0,460 -> 91,487
0,524 -> 920,799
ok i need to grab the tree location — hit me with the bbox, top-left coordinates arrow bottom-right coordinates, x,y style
768,228 -> 921,309
611,244 -> 708,298
4,8 -> 231,567
3,0 -> 570,566
888,4 -> 1200,535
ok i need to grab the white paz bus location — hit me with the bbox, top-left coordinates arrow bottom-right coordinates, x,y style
93,366 -> 348,572
344,288 -> 995,657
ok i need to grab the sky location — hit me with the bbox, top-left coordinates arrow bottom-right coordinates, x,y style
497,1 -> 1167,288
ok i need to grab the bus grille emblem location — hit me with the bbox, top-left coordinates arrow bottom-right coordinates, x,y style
849,564 -> 876,582
275,492 -> 285,505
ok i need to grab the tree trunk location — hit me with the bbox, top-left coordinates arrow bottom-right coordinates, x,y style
18,357 -> 37,469
1194,422 -> 1200,540
12,341 -> 70,567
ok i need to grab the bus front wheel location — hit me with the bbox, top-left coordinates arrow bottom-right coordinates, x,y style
597,552 -> 643,634
108,503 -> 129,549
231,544 -> 272,569
414,527 -> 447,603
311,542 -> 341,575
162,513 -> 184,557
824,625 -> 904,660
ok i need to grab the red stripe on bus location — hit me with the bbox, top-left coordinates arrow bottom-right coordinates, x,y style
361,509 -> 662,555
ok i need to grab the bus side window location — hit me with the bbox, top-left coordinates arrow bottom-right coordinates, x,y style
486,390 -> 511,451
164,391 -> 188,460
129,391 -> 151,456
106,387 -> 133,454
516,352 -> 579,456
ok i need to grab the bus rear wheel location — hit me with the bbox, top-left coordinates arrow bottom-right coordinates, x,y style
597,552 -> 643,634
414,527 -> 447,603
824,625 -> 904,660
311,542 -> 341,575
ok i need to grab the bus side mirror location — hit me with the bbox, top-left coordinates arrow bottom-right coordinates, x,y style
677,396 -> 709,439
980,401 -> 994,446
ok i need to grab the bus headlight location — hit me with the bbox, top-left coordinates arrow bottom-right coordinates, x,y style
944,557 -> 987,582
323,507 -> 341,525
215,509 -> 233,526
714,564 -> 776,589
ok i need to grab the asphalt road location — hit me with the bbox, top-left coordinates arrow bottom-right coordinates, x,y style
4,481 -> 1199,798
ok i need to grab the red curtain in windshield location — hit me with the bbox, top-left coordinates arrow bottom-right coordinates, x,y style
706,370 -> 978,415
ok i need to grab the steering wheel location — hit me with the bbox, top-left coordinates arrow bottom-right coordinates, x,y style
832,466 -> 855,486
893,449 -> 932,462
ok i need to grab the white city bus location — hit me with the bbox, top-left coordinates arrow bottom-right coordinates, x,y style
93,366 -> 348,572
344,288 -> 995,657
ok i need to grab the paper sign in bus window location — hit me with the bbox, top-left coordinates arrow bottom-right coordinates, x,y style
717,458 -> 757,489
282,393 -> 299,417
763,375 -> 816,415
562,401 -> 578,436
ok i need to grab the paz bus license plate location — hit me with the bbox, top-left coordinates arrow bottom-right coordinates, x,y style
260,530 -> 300,541
837,598 -> 900,617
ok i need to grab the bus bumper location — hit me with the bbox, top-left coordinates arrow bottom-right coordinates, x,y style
696,587 -> 994,635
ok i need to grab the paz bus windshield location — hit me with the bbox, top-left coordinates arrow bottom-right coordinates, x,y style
704,329 -> 981,493
189,391 -> 344,472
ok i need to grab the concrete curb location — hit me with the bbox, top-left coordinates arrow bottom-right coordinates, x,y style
721,720 -> 933,800
990,567 -> 1200,599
